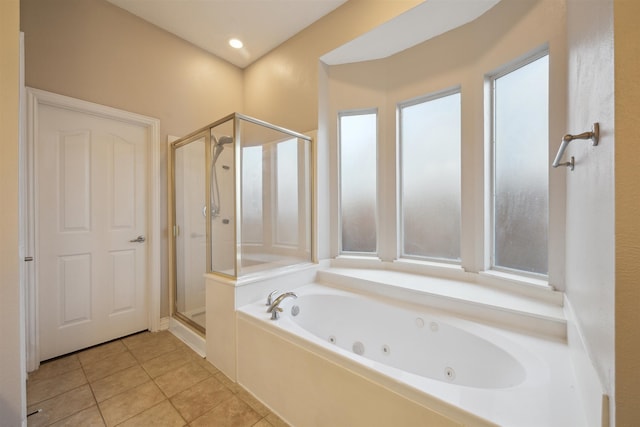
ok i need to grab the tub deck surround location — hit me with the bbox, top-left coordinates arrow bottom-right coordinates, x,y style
317,264 -> 567,340
236,284 -> 587,427
205,263 -> 321,382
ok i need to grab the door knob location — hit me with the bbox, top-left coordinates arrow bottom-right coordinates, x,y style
129,235 -> 146,243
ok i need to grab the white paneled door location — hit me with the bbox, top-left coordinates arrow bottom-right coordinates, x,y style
36,103 -> 149,361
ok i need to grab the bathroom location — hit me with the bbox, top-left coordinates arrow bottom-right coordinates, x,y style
3,0 -> 639,425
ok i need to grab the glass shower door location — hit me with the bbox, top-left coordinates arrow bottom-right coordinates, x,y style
173,135 -> 207,333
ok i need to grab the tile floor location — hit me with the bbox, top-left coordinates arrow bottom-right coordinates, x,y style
26,331 -> 290,427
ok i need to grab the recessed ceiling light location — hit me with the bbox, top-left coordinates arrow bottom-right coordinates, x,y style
229,38 -> 243,49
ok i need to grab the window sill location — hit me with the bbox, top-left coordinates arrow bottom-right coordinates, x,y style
323,258 -> 565,339
478,270 -> 552,295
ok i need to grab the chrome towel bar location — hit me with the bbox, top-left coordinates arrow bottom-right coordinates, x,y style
552,122 -> 599,171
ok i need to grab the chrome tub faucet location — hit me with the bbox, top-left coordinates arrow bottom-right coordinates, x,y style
267,292 -> 297,320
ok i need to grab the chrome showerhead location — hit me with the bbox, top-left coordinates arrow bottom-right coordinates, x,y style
216,135 -> 233,146
212,135 -> 233,163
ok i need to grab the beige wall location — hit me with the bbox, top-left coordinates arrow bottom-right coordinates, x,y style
566,0 -> 615,422
21,0 -> 243,136
0,0 -> 26,425
21,0 -> 244,316
614,0 -> 640,424
243,0 -> 421,133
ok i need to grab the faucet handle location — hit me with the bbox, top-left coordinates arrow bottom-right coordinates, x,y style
266,290 -> 280,306
270,306 -> 283,320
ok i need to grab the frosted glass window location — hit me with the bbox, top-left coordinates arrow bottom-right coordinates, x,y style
492,54 -> 549,275
241,146 -> 263,243
339,112 -> 377,254
276,138 -> 298,245
400,92 -> 461,261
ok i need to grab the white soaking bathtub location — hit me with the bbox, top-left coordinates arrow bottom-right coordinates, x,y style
236,283 -> 587,427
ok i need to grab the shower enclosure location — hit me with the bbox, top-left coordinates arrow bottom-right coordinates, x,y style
169,113 -> 313,335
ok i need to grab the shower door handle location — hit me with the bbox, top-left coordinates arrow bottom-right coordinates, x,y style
129,235 -> 146,243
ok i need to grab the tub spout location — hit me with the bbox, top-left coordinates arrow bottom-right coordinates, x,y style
267,292 -> 297,320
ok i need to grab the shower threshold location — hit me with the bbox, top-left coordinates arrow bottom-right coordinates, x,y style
169,316 -> 206,357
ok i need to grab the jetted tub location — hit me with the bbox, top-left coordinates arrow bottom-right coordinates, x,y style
236,283 -> 587,426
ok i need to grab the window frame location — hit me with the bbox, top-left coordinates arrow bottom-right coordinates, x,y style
397,87 -> 462,264
337,108 -> 379,256
487,49 -> 550,279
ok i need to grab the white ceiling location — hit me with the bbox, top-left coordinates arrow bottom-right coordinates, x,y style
106,0 -> 502,69
105,0 -> 348,68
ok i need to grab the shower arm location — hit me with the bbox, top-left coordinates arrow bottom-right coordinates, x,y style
552,123 -> 599,171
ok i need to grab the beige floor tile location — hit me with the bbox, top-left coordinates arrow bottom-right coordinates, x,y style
127,337 -> 184,363
26,408 -> 48,427
48,405 -> 106,427
98,381 -> 165,427
78,340 -> 128,366
236,389 -> 270,417
141,347 -> 199,379
28,354 -> 81,383
121,330 -> 172,349
82,351 -> 138,382
25,331 -> 268,427
117,400 -> 186,427
123,331 -> 184,353
214,372 -> 243,394
27,368 -> 87,406
264,413 -> 291,427
190,396 -> 262,427
170,376 -> 233,422
196,357 -> 220,375
90,365 -> 151,402
153,361 -> 211,397
26,384 -> 95,426
119,331 -> 153,348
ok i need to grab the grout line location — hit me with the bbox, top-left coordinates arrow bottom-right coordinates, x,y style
30,383 -> 101,426
165,395 -> 188,425
81,340 -> 109,427
30,331 -> 289,427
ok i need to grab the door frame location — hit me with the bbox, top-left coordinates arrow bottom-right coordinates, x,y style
24,87 -> 161,371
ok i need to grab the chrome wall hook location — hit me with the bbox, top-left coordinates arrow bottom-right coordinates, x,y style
552,122 -> 599,171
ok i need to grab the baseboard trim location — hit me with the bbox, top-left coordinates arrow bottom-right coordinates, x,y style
159,316 -> 170,330
168,317 -> 206,357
